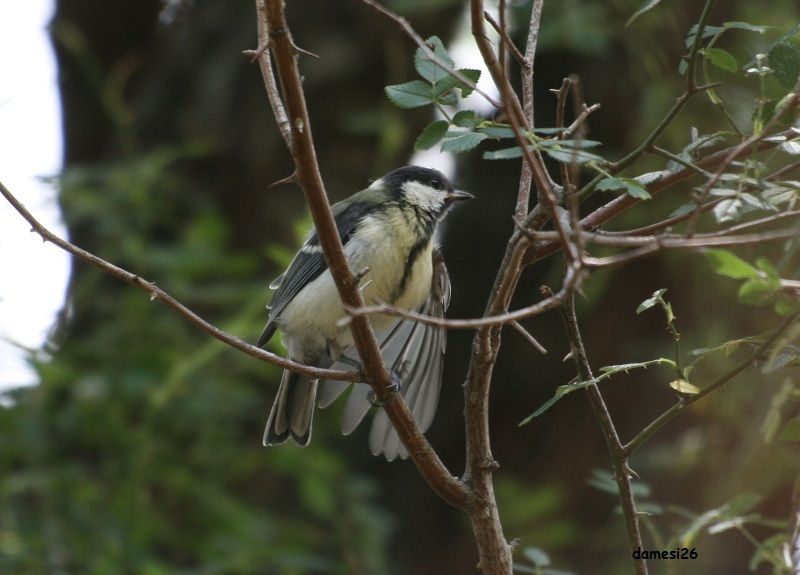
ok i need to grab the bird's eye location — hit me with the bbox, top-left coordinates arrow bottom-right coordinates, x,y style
430,178 -> 441,189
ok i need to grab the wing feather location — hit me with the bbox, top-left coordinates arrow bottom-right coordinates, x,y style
256,199 -> 377,348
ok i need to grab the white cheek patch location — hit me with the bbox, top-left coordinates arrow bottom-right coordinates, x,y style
401,180 -> 445,212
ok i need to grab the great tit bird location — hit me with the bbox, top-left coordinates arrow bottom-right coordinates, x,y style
257,166 -> 472,460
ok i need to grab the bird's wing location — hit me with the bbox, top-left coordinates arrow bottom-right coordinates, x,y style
370,249 -> 450,461
318,249 -> 451,461
256,199 -> 377,348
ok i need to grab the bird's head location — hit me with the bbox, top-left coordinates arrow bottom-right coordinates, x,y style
378,166 -> 473,220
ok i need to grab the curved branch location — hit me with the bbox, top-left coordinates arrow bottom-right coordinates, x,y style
0,179 -> 358,383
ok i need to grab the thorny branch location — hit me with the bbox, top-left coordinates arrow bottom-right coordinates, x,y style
254,0 -> 471,510
558,294 -> 648,575
0,180 -> 358,383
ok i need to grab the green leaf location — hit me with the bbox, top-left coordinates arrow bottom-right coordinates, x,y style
704,47 -> 737,72
414,120 -> 449,151
738,278 -> 780,305
483,145 -> 530,160
519,379 -> 596,424
755,258 -> 780,280
477,125 -> 517,138
722,21 -> 770,34
596,176 -> 651,199
626,0 -> 664,27
769,42 -> 800,90
440,131 -> 487,153
637,288 -> 667,314
452,110 -> 479,128
670,379 -> 700,395
545,147 -> 604,164
384,80 -> 433,109
778,416 -> 800,441
705,249 -> 759,279
414,36 -> 454,83
432,68 -> 481,98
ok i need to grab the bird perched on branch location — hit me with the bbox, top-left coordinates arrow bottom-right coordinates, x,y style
257,165 -> 472,460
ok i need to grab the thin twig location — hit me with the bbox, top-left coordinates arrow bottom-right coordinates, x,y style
510,321 -> 548,354
597,198 -> 723,236
0,179 -> 358,383
684,77 -> 800,236
248,5 -> 292,146
530,227 -> 800,249
558,294 -> 648,575
515,0 -> 544,219
342,266 -> 581,329
484,11 -> 525,67
358,0 -> 502,109
623,312 -> 800,456
525,130 -> 792,266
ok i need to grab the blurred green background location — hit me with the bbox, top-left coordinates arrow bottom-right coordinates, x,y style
2,0 -> 799,573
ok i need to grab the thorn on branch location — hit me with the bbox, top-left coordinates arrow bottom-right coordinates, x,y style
290,40 -> 320,59
243,41 -> 270,63
269,171 -> 299,188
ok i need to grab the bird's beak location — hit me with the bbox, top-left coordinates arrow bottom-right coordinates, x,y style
445,189 -> 474,203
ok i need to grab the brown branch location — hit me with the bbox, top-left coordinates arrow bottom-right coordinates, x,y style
596,198 -> 723,237
0,179 -> 358,383
256,0 -> 470,509
510,321 -> 547,354
484,11 -> 525,68
244,12 -> 292,147
558,295 -> 648,575
525,132 -> 792,266
514,0 -> 544,219
341,266 -> 581,329
530,227 -> 800,250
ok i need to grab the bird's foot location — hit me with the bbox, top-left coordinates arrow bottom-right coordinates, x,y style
368,370 -> 402,407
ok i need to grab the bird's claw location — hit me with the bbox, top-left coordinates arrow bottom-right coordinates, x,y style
368,371 -> 402,407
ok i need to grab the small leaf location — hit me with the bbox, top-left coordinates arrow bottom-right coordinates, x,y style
712,197 -> 742,222
626,0 -> 664,28
440,131 -> 487,153
478,125 -> 517,138
432,68 -> 481,98
778,416 -> 800,441
452,110 -> 479,128
769,42 -> 800,90
519,379 -> 596,424
670,379 -> 700,395
637,288 -> 667,314
414,36 -> 454,83
705,249 -> 759,279
704,47 -> 738,72
384,80 -> 433,109
596,176 -> 651,199
755,258 -> 780,280
723,21 -> 770,34
414,120 -> 449,151
738,278 -> 780,305
685,24 -> 723,48
545,147 -> 604,164
483,145 -> 530,160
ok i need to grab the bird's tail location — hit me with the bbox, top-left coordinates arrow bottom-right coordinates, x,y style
263,369 -> 318,447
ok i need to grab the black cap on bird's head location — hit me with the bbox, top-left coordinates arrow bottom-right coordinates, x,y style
380,165 -> 473,217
